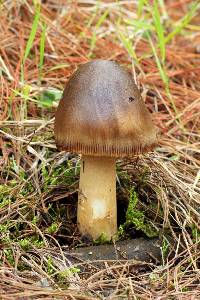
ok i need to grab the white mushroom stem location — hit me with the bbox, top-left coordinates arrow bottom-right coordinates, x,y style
77,155 -> 117,240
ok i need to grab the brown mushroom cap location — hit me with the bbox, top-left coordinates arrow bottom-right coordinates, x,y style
54,60 -> 157,157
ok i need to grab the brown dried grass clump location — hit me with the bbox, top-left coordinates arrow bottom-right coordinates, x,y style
0,1 -> 200,299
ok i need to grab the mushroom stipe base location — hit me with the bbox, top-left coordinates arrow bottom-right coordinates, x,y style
77,155 -> 117,240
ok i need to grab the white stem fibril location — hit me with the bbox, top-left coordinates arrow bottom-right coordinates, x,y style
77,155 -> 117,240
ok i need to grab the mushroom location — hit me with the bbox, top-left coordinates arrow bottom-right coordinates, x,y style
54,60 -> 157,240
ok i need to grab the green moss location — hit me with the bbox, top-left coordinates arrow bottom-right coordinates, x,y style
93,232 -> 111,245
0,223 -> 11,244
0,197 -> 11,209
19,238 -> 31,251
0,185 -> 12,208
47,256 -> 54,275
41,159 -> 78,192
0,224 -> 9,233
47,222 -> 59,235
119,188 -> 158,238
58,267 -> 80,279
191,224 -> 200,242
18,236 -> 45,251
32,215 -> 39,225
32,239 -> 45,248
161,236 -> 170,259
3,249 -> 15,266
118,224 -> 125,237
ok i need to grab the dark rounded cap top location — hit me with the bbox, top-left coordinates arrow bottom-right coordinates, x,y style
54,60 -> 157,157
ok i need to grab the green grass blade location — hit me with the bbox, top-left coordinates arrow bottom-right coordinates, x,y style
88,9 -> 109,57
147,32 -> 179,118
152,0 -> 166,63
137,0 -> 148,17
96,8 -> 109,29
117,30 -> 138,63
158,0 -> 168,20
148,34 -> 168,87
39,22 -> 47,79
23,4 -> 40,63
165,1 -> 199,43
124,18 -> 154,31
80,0 -> 100,38
49,63 -> 70,71
116,5 -> 139,65
86,0 -> 100,29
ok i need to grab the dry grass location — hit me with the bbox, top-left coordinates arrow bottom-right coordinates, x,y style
0,0 -> 200,299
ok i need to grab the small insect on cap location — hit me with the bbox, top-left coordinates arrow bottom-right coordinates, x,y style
54,60 -> 157,157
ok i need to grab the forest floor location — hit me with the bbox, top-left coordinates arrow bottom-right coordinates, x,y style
0,1 -> 200,299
